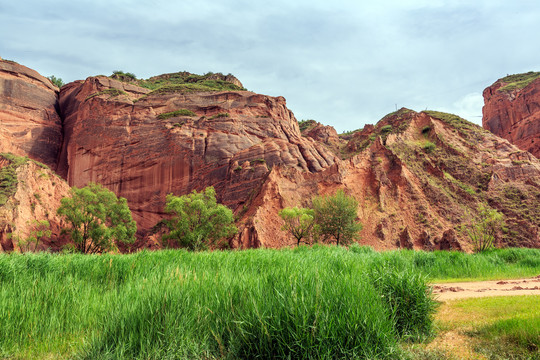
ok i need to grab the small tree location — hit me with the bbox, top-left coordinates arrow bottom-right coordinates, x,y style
312,189 -> 362,246
163,187 -> 237,251
462,204 -> 505,252
57,183 -> 136,254
278,207 -> 315,246
17,220 -> 52,252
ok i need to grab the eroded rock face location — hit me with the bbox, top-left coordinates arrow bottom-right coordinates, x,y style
483,75 -> 540,158
58,77 -> 337,232
236,110 -> 540,250
0,157 -> 71,252
0,60 -> 63,168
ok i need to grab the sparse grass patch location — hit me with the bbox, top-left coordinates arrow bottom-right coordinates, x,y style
157,109 -> 196,119
209,112 -> 230,120
436,296 -> 539,359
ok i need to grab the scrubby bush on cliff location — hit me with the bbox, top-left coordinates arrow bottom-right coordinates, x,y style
163,187 -> 237,251
279,207 -> 316,246
10,220 -> 52,252
57,183 -> 136,254
312,189 -> 362,246
46,75 -> 64,88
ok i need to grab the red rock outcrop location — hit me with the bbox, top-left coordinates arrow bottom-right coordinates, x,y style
236,110 -> 540,250
0,155 -> 71,252
0,59 -> 63,168
483,73 -> 540,157
58,76 -> 337,233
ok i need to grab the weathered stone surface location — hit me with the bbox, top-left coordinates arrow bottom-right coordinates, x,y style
235,110 -> 540,250
0,60 -> 62,168
58,76 -> 337,233
0,157 -> 71,252
483,75 -> 540,157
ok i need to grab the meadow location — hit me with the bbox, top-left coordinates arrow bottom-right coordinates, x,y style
0,245 -> 539,359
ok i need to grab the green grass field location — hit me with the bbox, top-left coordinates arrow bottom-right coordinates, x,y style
0,246 -> 538,359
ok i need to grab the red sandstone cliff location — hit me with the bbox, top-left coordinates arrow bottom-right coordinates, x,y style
57,76 -> 337,233
0,59 -> 63,168
483,72 -> 540,157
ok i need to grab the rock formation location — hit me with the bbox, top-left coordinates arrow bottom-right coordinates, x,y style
0,154 -> 71,252
483,72 -> 540,158
0,59 -> 63,168
1,61 -> 539,251
57,75 -> 337,232
235,109 -> 540,250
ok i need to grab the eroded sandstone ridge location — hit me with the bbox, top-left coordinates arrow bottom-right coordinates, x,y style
238,109 -> 540,250
483,72 -> 540,157
0,60 -> 63,168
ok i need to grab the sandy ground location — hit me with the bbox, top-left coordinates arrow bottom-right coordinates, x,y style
432,276 -> 540,301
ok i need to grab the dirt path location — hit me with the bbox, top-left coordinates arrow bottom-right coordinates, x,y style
432,276 -> 540,301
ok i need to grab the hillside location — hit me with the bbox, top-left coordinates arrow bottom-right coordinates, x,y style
0,59 -> 539,251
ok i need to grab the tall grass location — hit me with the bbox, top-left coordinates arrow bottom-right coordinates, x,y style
0,246 -> 538,359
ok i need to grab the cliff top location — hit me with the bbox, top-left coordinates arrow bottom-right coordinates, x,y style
496,71 -> 540,93
109,70 -> 245,94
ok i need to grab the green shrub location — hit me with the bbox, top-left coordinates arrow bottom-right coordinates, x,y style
423,141 -> 436,153
157,109 -> 196,119
380,125 -> 393,133
111,70 -> 137,81
47,75 -> 64,88
209,112 -> 230,120
421,125 -> 431,134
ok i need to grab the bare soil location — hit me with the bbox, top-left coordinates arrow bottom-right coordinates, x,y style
432,275 -> 540,301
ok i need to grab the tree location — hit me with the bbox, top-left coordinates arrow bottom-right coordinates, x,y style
462,204 -> 505,252
163,187 -> 237,251
57,183 -> 136,254
278,207 -> 316,246
47,75 -> 64,88
312,189 -> 362,246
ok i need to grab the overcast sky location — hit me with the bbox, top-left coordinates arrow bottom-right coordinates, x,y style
1,0 -> 539,132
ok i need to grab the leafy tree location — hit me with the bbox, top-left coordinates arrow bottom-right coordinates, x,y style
163,187 -> 237,251
312,189 -> 362,246
462,204 -> 505,252
57,183 -> 136,254
47,75 -> 64,88
278,207 -> 316,246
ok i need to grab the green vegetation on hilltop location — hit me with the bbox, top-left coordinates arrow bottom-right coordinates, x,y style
497,71 -> 540,92
0,247 -> 538,359
298,119 -> 317,133
110,70 -> 246,96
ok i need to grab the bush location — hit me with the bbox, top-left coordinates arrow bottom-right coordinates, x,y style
47,75 -> 64,88
163,187 -> 237,251
423,141 -> 436,153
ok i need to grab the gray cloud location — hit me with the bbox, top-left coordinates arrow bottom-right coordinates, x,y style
1,0 -> 539,132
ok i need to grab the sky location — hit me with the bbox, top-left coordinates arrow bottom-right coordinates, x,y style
1,0 -> 540,132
